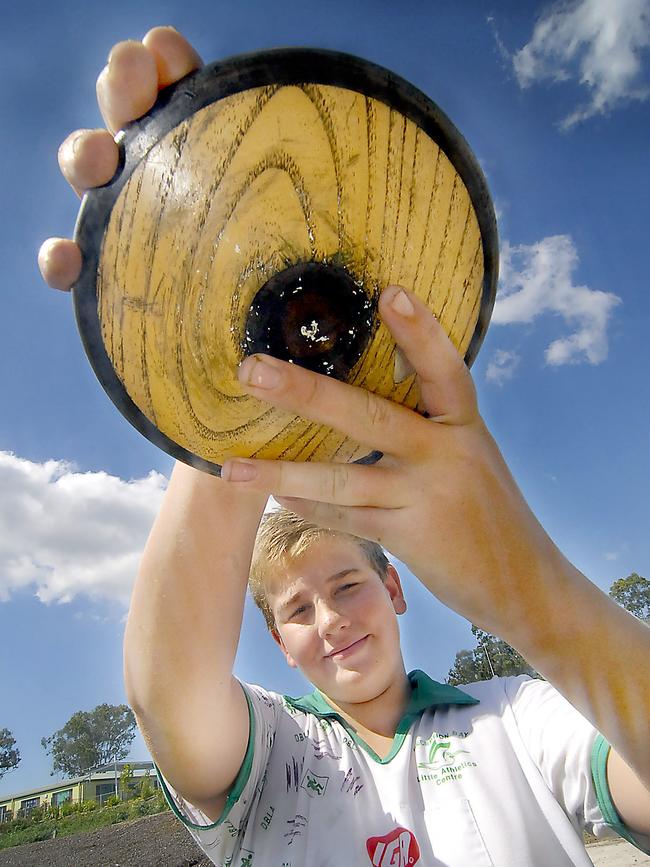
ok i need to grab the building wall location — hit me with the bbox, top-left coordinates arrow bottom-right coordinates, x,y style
0,764 -> 157,821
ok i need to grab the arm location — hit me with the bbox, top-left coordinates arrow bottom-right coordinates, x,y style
39,28 -> 268,819
217,285 -> 650,836
124,462 -> 266,818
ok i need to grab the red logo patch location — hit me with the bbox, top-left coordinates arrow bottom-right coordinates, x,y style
366,826 -> 421,866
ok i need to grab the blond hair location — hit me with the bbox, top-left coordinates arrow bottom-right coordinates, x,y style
249,508 -> 390,630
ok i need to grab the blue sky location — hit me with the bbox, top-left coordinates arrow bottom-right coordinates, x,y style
2,0 -> 649,798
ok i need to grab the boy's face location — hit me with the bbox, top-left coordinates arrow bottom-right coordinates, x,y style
267,536 -> 407,706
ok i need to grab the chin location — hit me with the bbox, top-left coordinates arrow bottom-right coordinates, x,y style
324,664 -> 394,704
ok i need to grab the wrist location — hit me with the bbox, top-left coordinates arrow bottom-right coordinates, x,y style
170,460 -> 268,514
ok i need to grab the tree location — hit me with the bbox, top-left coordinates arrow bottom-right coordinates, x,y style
0,728 -> 20,779
447,626 -> 541,686
139,769 -> 154,799
120,762 -> 134,799
609,573 -> 650,623
41,704 -> 136,778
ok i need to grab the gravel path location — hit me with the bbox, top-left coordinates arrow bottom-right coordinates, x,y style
0,812 -> 647,865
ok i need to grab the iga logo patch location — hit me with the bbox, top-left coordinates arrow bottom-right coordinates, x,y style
366,827 -> 420,866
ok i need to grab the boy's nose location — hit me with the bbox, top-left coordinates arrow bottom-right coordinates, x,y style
316,600 -> 350,637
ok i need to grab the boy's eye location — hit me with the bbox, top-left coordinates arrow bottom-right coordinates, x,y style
338,583 -> 357,592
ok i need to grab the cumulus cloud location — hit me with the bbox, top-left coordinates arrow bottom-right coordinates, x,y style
485,350 -> 521,385
0,453 -> 167,606
513,0 -> 650,128
493,234 -> 620,366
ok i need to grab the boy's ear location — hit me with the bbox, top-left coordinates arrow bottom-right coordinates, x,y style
385,565 -> 407,615
270,627 -> 298,668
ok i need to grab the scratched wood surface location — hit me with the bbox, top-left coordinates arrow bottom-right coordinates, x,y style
97,83 -> 484,465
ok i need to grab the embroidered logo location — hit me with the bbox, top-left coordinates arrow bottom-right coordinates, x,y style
417,734 -> 470,770
415,731 -> 477,785
366,827 -> 420,866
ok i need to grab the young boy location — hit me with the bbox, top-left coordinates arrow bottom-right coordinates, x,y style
39,27 -> 650,867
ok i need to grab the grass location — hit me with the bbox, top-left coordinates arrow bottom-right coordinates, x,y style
0,795 -> 170,850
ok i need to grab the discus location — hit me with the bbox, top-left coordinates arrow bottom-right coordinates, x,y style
73,48 -> 498,474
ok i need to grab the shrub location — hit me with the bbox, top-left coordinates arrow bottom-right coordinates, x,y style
139,779 -> 154,800
79,800 -> 98,813
105,795 -> 121,808
110,807 -> 129,824
23,821 -> 56,843
126,798 -> 143,819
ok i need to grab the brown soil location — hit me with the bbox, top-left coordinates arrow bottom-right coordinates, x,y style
0,813 -> 647,866
0,811 -> 211,867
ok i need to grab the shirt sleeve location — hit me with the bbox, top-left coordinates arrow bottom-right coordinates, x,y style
503,676 -> 650,855
156,679 -> 283,863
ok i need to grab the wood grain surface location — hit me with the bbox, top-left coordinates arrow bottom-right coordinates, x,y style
97,83 -> 484,465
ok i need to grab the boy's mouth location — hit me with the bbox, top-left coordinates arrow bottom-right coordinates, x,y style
325,635 -> 369,659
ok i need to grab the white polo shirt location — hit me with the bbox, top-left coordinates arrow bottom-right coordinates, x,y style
159,672 -> 650,866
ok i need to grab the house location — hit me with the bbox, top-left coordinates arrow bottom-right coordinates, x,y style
0,761 -> 159,822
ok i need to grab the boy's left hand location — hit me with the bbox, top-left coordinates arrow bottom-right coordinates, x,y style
221,284 -> 565,635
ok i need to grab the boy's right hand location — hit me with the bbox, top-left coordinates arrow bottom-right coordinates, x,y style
38,27 -> 202,292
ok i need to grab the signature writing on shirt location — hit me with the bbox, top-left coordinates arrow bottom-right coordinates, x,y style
312,739 -> 341,761
284,813 -> 308,845
285,756 -> 305,792
341,767 -> 364,797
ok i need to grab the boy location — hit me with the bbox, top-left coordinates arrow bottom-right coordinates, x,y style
39,27 -> 650,866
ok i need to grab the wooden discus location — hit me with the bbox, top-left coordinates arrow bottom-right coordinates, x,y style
73,48 -> 498,474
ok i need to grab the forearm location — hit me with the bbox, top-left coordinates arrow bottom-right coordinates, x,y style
408,422 -> 650,791
124,461 -> 266,743
494,553 -> 650,791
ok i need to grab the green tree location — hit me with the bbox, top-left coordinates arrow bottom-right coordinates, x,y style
447,626 -> 541,685
41,704 -> 136,778
609,573 -> 650,622
0,728 -> 20,779
120,762 -> 134,799
139,770 -> 154,799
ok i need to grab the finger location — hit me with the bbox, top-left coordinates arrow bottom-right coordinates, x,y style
96,40 -> 159,134
274,497 -> 391,545
142,26 -> 203,87
237,354 -> 431,459
378,285 -> 479,425
38,239 -> 82,291
221,457 -> 403,508
58,129 -> 120,198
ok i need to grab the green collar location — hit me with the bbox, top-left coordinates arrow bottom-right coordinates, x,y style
284,669 -> 479,718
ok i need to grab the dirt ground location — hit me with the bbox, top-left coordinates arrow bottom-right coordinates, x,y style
588,838 -> 650,866
0,811 -> 647,866
0,811 -> 210,867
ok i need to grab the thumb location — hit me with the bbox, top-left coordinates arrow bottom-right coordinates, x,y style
378,285 -> 479,425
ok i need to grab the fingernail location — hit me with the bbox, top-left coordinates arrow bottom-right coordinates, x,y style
222,460 -> 258,482
390,288 -> 415,317
239,356 -> 283,389
393,347 -> 415,383
70,129 -> 85,158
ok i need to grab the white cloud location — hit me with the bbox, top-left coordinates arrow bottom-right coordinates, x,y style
605,551 -> 619,561
513,0 -> 650,128
485,349 -> 521,385
0,452 -> 166,607
493,234 -> 621,366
